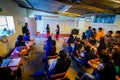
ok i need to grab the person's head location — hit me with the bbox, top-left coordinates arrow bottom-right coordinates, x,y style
47,24 -> 49,27
98,27 -> 103,32
25,23 -> 28,27
82,32 -> 85,36
17,35 -> 24,42
112,50 -> 120,66
92,28 -> 96,32
88,26 -> 91,30
57,24 -> 59,28
59,50 -> 67,59
115,30 -> 120,37
99,50 -> 110,62
106,30 -> 113,36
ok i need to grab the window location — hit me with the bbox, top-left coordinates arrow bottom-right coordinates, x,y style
0,16 -> 15,38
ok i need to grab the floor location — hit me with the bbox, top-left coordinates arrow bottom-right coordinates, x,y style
21,36 -> 84,80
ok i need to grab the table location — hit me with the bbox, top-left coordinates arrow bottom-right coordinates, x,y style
0,57 -> 23,71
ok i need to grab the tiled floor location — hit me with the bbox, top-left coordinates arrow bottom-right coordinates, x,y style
21,36 -> 82,80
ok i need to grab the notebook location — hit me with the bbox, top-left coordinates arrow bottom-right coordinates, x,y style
1,59 -> 11,67
8,58 -> 21,67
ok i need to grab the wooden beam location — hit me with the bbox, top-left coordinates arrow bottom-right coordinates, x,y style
55,0 -> 115,14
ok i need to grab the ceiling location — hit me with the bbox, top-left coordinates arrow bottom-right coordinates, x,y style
12,0 -> 120,17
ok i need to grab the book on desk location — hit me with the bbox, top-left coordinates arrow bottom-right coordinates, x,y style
0,58 -> 21,67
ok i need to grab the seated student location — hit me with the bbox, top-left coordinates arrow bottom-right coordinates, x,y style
23,32 -> 30,41
45,36 -> 56,58
112,50 -> 120,80
97,37 -> 107,53
0,57 -> 15,80
15,35 -> 30,50
31,50 -> 71,78
92,50 -> 116,80
73,39 -> 82,57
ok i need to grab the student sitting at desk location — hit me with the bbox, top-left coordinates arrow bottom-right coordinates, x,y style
0,57 -> 15,80
31,50 -> 71,78
89,50 -> 116,80
15,35 -> 30,50
23,32 -> 30,41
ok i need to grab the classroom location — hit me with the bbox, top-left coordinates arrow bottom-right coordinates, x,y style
0,0 -> 120,80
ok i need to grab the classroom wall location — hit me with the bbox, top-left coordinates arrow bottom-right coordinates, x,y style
0,0 -> 27,57
27,10 -> 78,34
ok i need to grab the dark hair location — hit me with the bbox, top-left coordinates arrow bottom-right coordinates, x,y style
17,35 -> 23,42
52,40 -> 56,46
108,30 -> 113,34
116,30 -> 120,34
59,50 -> 67,59
98,27 -> 102,31
112,50 -> 120,66
88,26 -> 91,29
47,24 -> 49,27
57,24 -> 59,28
92,28 -> 96,31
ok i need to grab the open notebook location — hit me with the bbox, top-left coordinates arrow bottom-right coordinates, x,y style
8,58 -> 21,67
1,59 -> 11,67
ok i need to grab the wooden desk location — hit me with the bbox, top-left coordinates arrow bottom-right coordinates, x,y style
0,57 -> 23,71
88,58 -> 101,69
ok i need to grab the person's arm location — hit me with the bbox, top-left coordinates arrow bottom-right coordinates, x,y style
25,43 -> 30,49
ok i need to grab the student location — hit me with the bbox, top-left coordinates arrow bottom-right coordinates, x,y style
23,32 -> 30,41
97,37 -> 107,53
0,57 -> 15,80
31,50 -> 71,78
97,50 -> 116,80
96,27 -> 104,41
15,35 -> 30,50
22,23 -> 29,34
46,24 -> 50,37
55,24 -> 60,40
85,26 -> 92,40
112,50 -> 120,80
82,32 -> 86,40
112,30 -> 120,46
104,30 -> 113,52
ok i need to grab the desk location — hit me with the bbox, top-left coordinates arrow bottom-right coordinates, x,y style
0,57 -> 23,71
88,58 -> 101,69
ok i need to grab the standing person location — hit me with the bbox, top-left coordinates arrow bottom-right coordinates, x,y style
46,24 -> 50,37
55,24 -> 60,40
22,23 -> 29,35
95,27 -> 104,41
85,26 -> 92,40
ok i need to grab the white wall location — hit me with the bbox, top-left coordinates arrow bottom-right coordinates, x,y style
27,10 -> 78,34
0,0 -> 27,57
